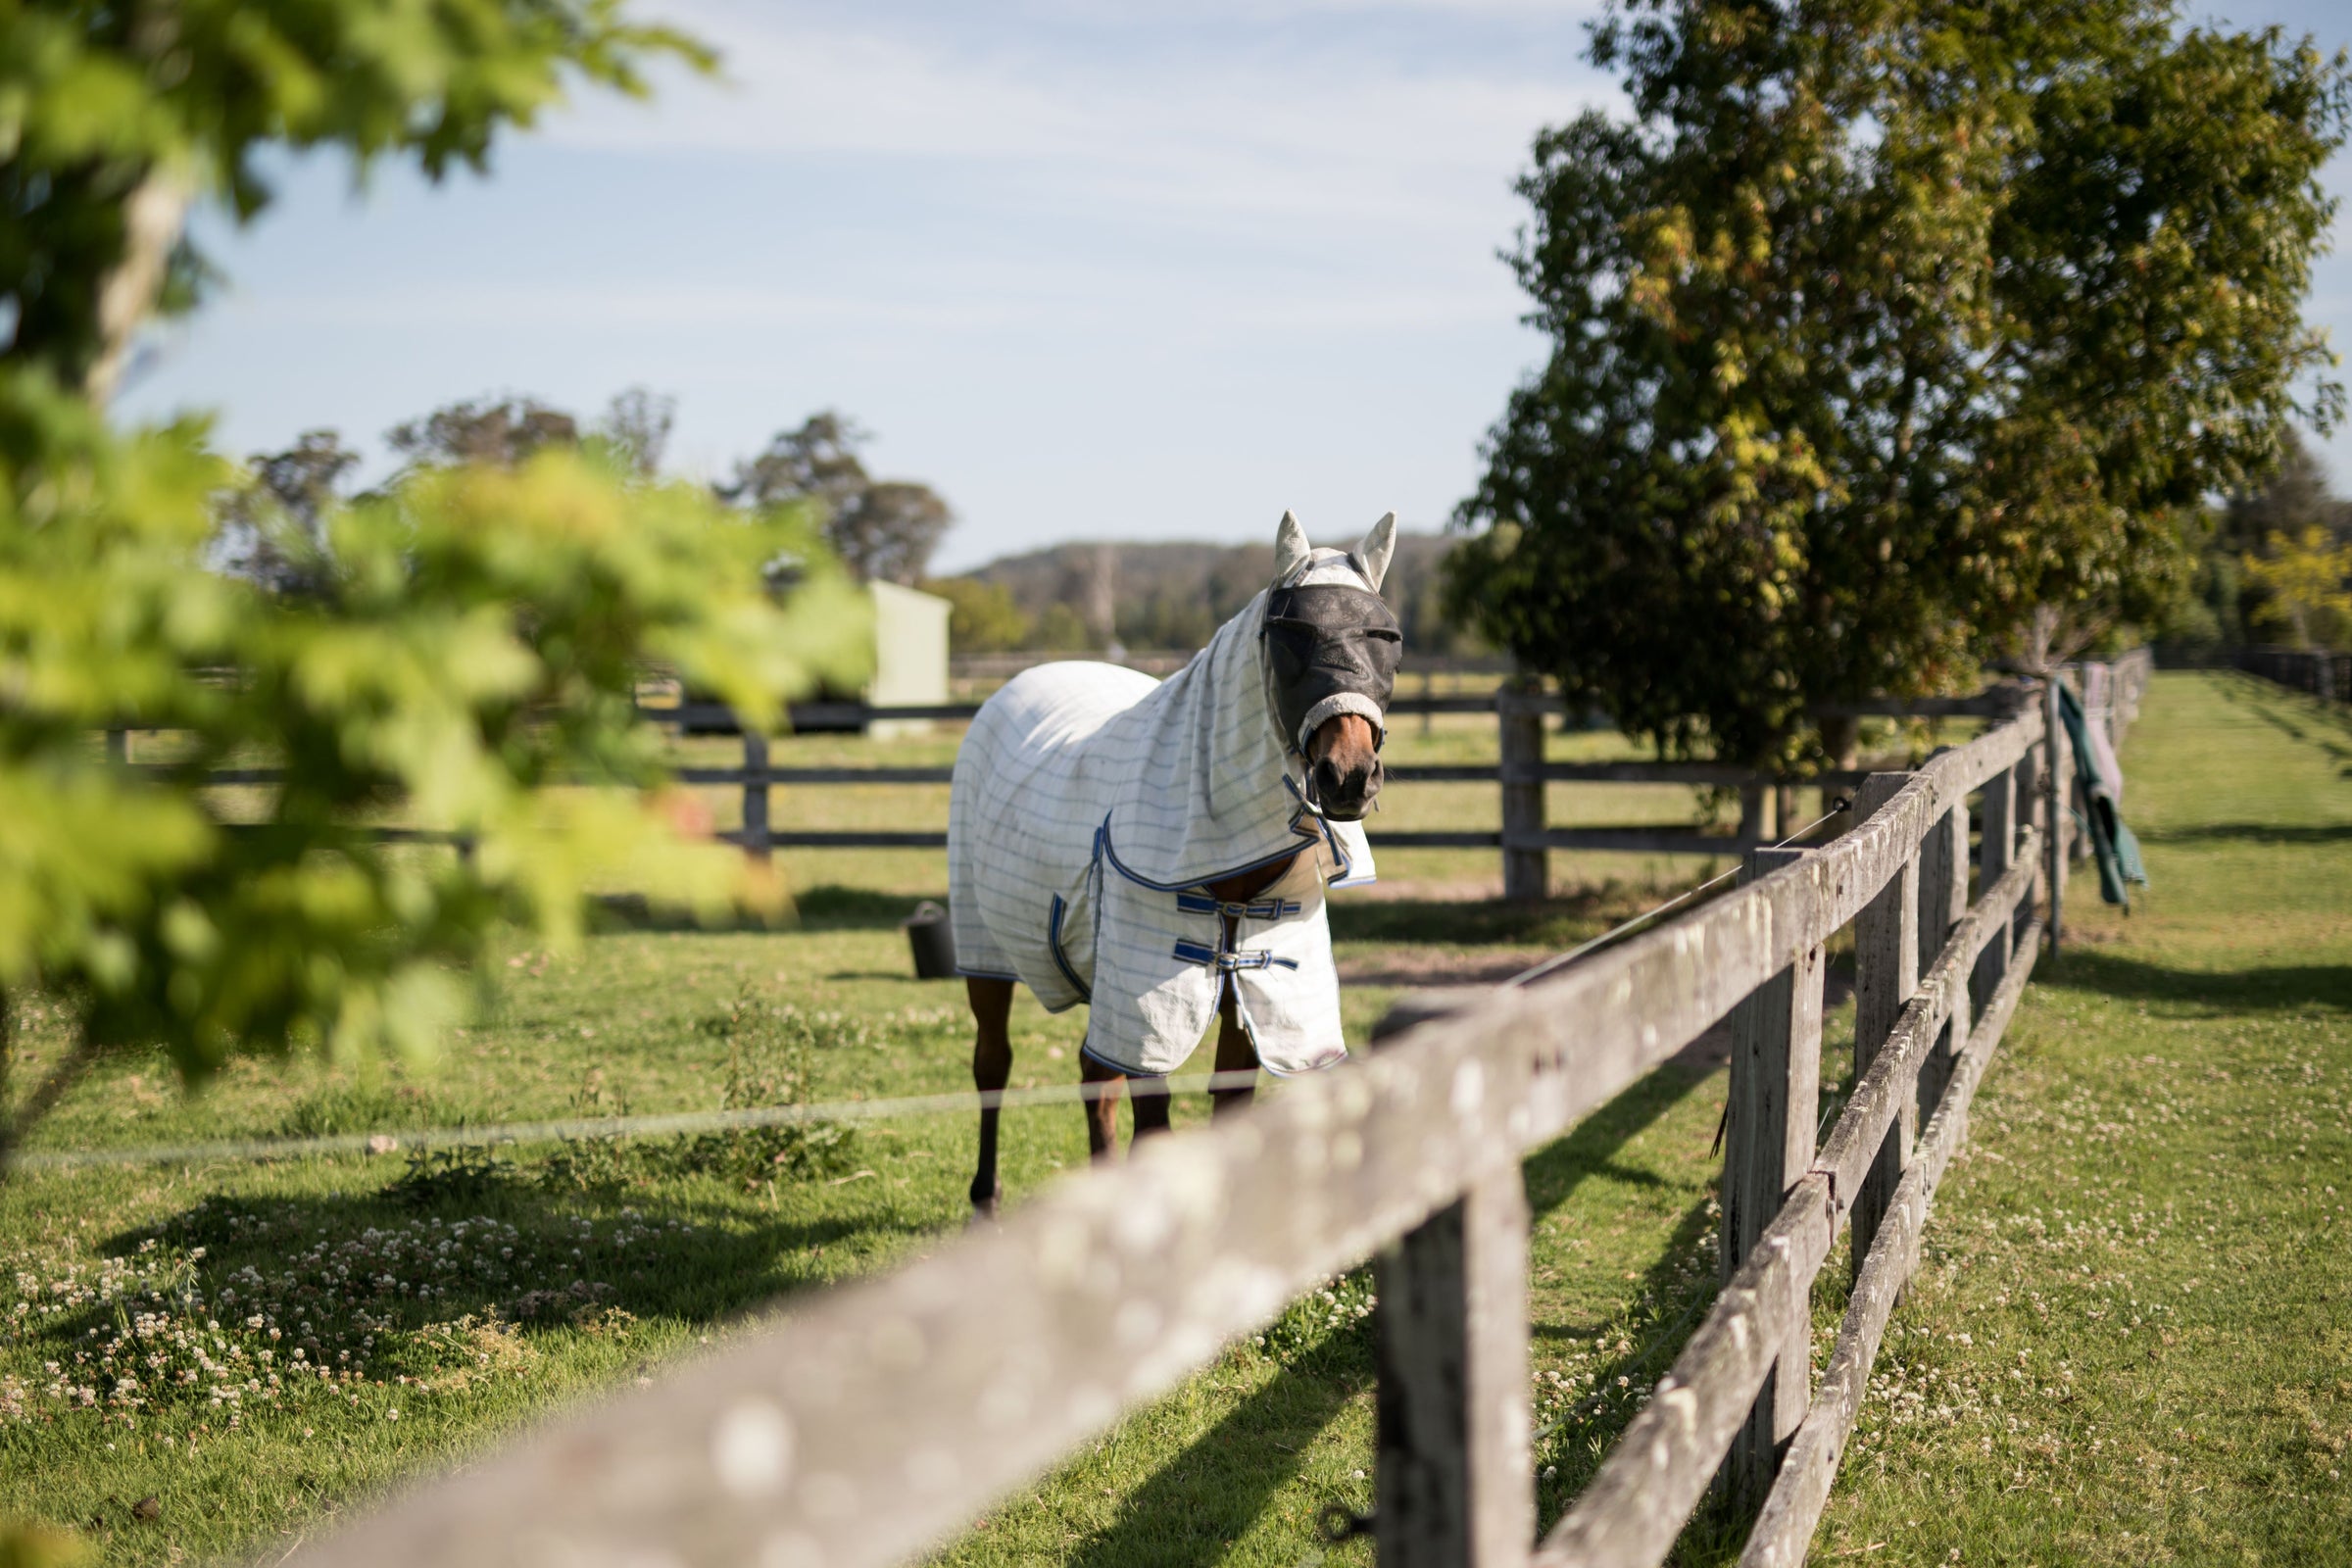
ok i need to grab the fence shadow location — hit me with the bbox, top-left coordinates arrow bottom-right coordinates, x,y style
1058,1356 -> 1369,1568
2047,950 -> 2352,1014
2133,822 -> 2352,846
72,1177 -> 932,1358
590,885 -> 949,934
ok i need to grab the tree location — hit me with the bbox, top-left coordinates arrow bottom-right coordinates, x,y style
597,385 -> 676,477
1446,0 -> 2348,768
2244,526 -> 2352,651
2163,427 -> 2351,652
389,394 -> 579,469
725,412 -> 955,585
925,575 -> 1033,652
0,2 -> 708,400
215,428 -> 363,595
0,4 -> 874,1172
2220,429 -> 2350,557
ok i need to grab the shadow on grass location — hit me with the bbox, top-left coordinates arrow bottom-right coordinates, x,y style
2134,822 -> 2352,845
1062,1360 -> 1369,1568
1523,1038 -> 1723,1230
2048,951 -> 2352,1013
591,885 -> 947,934
1533,1188 -> 1725,1539
2216,676 -> 2352,759
70,1174 -> 933,1361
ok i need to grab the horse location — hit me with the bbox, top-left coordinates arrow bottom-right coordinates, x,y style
948,511 -> 1402,1218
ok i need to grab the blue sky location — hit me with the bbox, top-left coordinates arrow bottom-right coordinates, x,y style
119,0 -> 2352,573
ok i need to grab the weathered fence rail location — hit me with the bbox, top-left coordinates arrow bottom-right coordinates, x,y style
273,664 -> 2151,1568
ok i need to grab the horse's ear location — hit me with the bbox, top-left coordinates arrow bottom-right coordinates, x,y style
1273,511 -> 1312,582
1355,512 -> 1397,591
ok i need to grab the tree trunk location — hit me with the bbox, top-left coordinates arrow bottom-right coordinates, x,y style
83,172 -> 190,404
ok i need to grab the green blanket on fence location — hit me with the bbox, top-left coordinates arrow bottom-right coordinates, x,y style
2059,681 -> 2148,907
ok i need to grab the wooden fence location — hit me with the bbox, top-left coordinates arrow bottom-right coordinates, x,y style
653,687 -> 2014,900
272,663 -> 2152,1568
2236,644 -> 2347,704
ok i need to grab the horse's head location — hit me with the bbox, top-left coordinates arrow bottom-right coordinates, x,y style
1263,510 -> 1402,822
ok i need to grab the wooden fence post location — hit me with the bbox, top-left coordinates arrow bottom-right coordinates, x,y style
2041,678 -> 2066,955
1375,1163 -> 1534,1568
2014,734 -> 2042,954
740,727 -> 772,862
1499,680 -> 1546,903
1738,783 -> 1770,846
1961,763 -> 2017,1151
1973,764 -> 2015,1013
1912,800 -> 1970,1118
1849,772 -> 1918,1285
1718,846 -> 1823,1510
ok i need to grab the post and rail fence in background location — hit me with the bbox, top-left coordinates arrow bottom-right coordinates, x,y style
110,655 -> 2149,906
260,669 -> 2150,1568
2235,644 -> 2348,705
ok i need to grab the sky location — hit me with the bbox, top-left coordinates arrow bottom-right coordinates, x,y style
118,0 -> 2352,574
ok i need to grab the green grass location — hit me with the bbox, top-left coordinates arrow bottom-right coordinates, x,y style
6,674 -> 2336,1566
1807,673 -> 2352,1566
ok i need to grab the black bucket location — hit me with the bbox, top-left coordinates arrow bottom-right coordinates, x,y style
904,900 -> 957,980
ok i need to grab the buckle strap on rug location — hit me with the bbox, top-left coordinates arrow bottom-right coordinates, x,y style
1176,892 -> 1302,920
1170,939 -> 1300,972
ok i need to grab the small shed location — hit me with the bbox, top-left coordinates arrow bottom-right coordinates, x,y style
866,580 -> 952,738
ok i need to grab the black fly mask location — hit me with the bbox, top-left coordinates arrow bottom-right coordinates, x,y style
1262,581 -> 1402,773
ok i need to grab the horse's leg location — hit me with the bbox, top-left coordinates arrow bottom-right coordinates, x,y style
1210,909 -> 1261,1121
1210,988 -> 1261,1121
967,976 -> 1015,1219
1078,1050 -> 1127,1162
1128,1070 -> 1173,1144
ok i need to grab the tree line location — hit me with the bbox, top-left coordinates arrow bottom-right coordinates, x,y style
221,399 -> 956,595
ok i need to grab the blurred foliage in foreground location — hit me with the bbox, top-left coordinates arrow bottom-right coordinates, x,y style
0,1 -> 872,1163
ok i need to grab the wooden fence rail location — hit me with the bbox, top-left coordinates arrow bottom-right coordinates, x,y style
273,662 -> 2152,1568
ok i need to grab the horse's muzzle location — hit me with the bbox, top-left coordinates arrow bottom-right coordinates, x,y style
1312,754 -> 1382,821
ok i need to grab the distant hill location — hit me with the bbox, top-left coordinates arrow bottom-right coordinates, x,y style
944,532 -> 1481,655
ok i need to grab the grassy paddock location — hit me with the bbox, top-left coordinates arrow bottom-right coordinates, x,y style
1803,672 -> 2352,1566
5,674 -> 2336,1565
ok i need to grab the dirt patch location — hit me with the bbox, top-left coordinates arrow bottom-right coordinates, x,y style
1337,948 -> 1553,987
1341,876 -> 1506,903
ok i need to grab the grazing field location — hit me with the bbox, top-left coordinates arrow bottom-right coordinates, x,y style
5,673 -> 2331,1567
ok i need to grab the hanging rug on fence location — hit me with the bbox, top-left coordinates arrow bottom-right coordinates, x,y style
2059,680 -> 2147,908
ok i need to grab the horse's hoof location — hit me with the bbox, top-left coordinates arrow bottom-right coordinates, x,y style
968,1185 -> 1003,1227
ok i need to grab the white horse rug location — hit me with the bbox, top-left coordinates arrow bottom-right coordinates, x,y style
948,537 -> 1392,1078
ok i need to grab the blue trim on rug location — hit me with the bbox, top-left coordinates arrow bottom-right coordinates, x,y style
1047,893 -> 1091,1002
1078,1039 -> 1164,1080
1097,812 -> 1319,893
